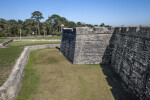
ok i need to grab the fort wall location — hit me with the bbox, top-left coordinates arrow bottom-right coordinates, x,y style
60,26 -> 150,100
60,27 -> 114,64
105,26 -> 150,100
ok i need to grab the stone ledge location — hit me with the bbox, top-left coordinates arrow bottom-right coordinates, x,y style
0,39 -> 13,48
0,44 -> 60,100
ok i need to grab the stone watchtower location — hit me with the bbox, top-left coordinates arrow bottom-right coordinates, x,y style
60,27 -> 114,64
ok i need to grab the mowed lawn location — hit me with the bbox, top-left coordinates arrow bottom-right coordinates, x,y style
0,36 -> 61,44
16,49 -> 115,100
0,41 -> 60,86
0,38 -> 10,43
8,41 -> 60,47
0,47 -> 23,86
7,36 -> 62,40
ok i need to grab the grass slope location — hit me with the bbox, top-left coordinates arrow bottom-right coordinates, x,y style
16,49 -> 115,100
7,36 -> 62,39
0,47 -> 23,86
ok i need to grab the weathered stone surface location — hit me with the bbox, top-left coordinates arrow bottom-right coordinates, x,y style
104,26 -> 150,100
0,39 -> 13,48
60,25 -> 150,100
60,28 -> 75,63
60,27 -> 113,64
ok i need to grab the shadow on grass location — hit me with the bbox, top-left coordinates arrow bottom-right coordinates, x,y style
55,47 -> 60,50
100,64 -> 139,100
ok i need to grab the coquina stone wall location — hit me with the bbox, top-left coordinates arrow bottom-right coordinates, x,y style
61,25 -> 150,100
60,27 -> 114,64
0,39 -> 13,48
0,44 -> 60,100
103,26 -> 150,100
60,28 -> 76,63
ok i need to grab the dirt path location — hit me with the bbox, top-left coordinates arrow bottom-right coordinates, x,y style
18,49 -> 115,100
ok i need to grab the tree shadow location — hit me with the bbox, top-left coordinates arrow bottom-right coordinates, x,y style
100,64 -> 139,100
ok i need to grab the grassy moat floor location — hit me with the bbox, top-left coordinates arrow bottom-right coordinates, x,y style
16,49 -> 114,100
15,49 -> 137,100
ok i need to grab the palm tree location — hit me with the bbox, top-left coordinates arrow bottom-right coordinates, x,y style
17,20 -> 23,39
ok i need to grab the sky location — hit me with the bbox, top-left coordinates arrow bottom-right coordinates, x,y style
0,0 -> 150,26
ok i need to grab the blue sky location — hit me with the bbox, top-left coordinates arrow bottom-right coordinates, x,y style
0,0 -> 150,26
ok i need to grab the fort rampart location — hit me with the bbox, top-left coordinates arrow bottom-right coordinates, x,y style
60,27 -> 114,64
60,26 -> 150,100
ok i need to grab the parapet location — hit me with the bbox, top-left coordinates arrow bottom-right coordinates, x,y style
63,25 -> 150,37
63,27 -> 115,35
63,28 -> 74,34
114,25 -> 150,36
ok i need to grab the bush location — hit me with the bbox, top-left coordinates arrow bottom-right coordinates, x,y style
53,31 -> 62,36
0,33 -> 6,37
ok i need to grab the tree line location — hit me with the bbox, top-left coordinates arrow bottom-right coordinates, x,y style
0,11 -> 108,37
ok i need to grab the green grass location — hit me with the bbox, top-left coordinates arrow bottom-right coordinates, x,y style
15,51 -> 40,100
0,47 -> 23,86
6,36 -> 62,39
0,38 -> 10,43
0,36 -> 61,43
0,40 -> 60,86
8,41 -> 60,47
16,49 -> 115,100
